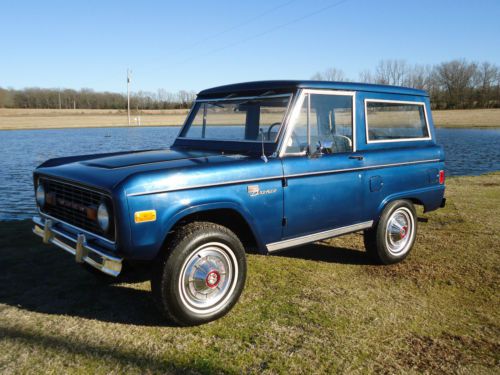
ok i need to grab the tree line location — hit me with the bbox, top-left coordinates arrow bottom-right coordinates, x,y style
1,59 -> 498,110
0,87 -> 197,110
313,59 -> 500,109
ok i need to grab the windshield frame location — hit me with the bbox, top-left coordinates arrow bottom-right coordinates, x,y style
176,93 -> 294,144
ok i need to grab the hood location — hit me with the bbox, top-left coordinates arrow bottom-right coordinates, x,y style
80,149 -> 218,169
35,148 -> 248,192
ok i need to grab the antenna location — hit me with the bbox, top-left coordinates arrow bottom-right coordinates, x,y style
259,128 -> 268,163
127,69 -> 132,126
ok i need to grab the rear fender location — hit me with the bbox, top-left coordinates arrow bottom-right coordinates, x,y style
375,185 -> 446,223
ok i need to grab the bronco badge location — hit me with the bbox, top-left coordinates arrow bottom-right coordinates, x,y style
247,185 -> 277,197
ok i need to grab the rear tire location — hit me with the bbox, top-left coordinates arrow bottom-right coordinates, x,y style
364,200 -> 417,265
151,222 -> 246,326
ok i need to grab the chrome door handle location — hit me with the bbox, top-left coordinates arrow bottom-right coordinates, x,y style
349,155 -> 364,160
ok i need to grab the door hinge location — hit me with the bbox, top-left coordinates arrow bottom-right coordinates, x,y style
282,177 -> 288,187
282,217 -> 287,226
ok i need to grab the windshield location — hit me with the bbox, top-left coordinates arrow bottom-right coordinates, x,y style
179,94 -> 291,142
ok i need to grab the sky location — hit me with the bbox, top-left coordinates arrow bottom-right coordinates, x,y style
1,0 -> 499,94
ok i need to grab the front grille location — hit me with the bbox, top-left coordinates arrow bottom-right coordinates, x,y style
38,177 -> 115,241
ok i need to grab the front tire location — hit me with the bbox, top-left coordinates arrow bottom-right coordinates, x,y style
364,200 -> 417,264
151,222 -> 246,326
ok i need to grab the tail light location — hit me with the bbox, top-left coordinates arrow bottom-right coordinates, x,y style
439,170 -> 445,184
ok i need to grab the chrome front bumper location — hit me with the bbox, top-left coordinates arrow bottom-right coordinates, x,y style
32,216 -> 122,276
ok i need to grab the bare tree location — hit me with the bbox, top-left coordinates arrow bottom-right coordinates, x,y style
358,69 -> 374,83
405,64 -> 433,90
0,87 -> 13,107
435,59 -> 477,108
311,68 -> 346,81
374,59 -> 408,86
474,61 -> 499,107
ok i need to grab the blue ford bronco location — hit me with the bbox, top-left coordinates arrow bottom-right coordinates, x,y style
33,81 -> 446,325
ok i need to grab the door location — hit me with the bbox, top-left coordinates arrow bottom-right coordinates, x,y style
281,90 -> 366,239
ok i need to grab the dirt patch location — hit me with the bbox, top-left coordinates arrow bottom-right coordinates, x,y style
395,333 -> 500,373
363,260 -> 453,286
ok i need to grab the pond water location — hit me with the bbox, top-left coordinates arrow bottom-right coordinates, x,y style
0,126 -> 498,220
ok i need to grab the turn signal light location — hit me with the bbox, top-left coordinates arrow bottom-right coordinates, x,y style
439,170 -> 445,184
134,210 -> 157,223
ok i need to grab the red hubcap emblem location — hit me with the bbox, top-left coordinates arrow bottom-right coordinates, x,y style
400,226 -> 408,239
205,270 -> 221,288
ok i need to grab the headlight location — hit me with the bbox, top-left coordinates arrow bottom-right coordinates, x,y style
97,202 -> 110,232
36,184 -> 46,207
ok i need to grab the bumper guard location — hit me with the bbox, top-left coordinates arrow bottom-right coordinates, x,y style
32,216 -> 122,276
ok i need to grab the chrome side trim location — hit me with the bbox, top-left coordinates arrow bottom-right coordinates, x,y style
39,212 -> 116,245
364,99 -> 432,143
33,216 -> 122,277
127,175 -> 284,197
284,158 -> 440,179
267,220 -> 374,252
127,158 -> 440,197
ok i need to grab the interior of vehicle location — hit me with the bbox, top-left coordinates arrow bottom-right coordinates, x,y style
181,95 -> 290,142
286,93 -> 353,154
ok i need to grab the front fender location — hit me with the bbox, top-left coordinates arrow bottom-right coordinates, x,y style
123,180 -> 283,260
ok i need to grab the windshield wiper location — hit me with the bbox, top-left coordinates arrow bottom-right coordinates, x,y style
237,90 -> 277,106
207,102 -> 224,108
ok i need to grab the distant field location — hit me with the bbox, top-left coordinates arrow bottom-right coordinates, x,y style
432,108 -> 500,128
0,108 -> 189,130
0,108 -> 499,130
0,173 -> 498,373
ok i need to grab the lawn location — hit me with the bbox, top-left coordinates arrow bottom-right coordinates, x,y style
0,108 -> 499,130
0,173 -> 498,373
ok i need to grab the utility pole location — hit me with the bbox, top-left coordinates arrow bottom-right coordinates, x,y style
127,69 -> 132,125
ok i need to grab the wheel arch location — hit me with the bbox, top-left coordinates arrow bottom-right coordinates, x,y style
375,195 -> 421,224
159,203 -> 264,256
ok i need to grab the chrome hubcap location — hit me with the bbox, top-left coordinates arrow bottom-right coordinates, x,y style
385,207 -> 414,256
179,242 -> 237,313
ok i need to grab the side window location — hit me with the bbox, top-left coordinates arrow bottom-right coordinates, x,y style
285,94 -> 318,153
365,101 -> 429,141
285,93 -> 353,154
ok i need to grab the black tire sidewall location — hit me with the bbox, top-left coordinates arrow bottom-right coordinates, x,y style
375,200 -> 417,264
154,223 -> 246,326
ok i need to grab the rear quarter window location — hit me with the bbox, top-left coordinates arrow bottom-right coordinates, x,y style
365,100 -> 430,142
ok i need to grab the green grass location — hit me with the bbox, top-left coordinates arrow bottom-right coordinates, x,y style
1,173 -> 499,374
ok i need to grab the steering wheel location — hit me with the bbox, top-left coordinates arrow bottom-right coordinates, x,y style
332,134 -> 353,147
267,122 -> 281,140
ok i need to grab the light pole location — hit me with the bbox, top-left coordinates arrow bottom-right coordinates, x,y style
127,69 -> 131,125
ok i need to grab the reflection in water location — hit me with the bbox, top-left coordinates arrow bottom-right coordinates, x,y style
0,126 -> 498,220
